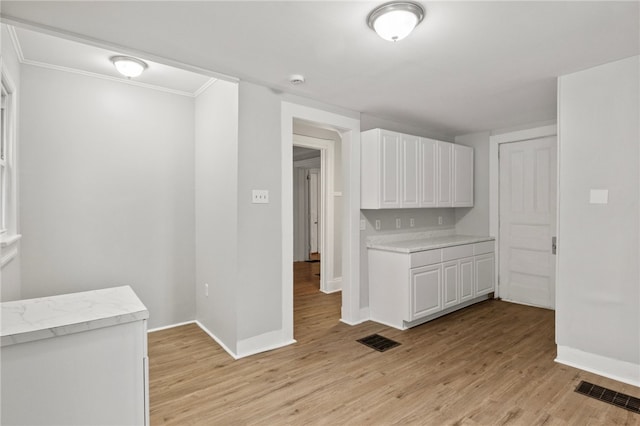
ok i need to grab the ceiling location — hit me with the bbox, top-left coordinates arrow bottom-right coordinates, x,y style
2,1 -> 638,137
5,25 -> 214,96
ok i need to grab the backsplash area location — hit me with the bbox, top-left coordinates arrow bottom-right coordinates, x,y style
360,208 -> 455,234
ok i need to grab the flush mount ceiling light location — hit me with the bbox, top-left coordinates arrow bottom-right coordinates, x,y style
367,1 -> 425,42
110,55 -> 148,78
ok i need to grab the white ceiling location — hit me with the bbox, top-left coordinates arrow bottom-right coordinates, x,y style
6,25 -> 214,96
2,1 -> 638,137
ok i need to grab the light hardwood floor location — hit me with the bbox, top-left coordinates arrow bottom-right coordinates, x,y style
149,262 -> 640,425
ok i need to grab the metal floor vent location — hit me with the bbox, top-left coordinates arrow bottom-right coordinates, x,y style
357,334 -> 401,352
575,381 -> 640,414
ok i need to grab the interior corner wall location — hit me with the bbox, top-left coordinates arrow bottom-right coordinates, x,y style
454,131 -> 491,236
556,55 -> 639,385
1,25 -> 22,301
195,79 -> 239,353
19,65 -> 196,329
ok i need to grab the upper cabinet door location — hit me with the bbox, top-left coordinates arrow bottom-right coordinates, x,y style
380,131 -> 401,208
420,138 -> 437,207
401,134 -> 420,208
361,129 -> 473,209
453,144 -> 474,207
437,141 -> 453,207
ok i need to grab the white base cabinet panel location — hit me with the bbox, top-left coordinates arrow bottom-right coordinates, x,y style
1,321 -> 148,426
410,265 -> 442,319
369,241 -> 495,330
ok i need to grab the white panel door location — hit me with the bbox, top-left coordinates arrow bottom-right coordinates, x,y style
380,131 -> 401,208
442,261 -> 459,308
420,138 -> 438,207
475,253 -> 495,296
499,137 -> 557,308
459,257 -> 474,302
402,134 -> 420,207
409,264 -> 442,320
437,141 -> 453,207
308,169 -> 320,254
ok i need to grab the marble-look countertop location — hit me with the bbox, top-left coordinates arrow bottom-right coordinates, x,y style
1,286 -> 148,347
367,234 -> 495,253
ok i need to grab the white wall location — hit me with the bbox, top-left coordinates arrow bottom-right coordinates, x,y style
1,24 -> 22,301
19,65 -> 196,329
454,131 -> 491,236
556,56 -> 639,385
195,79 -> 239,353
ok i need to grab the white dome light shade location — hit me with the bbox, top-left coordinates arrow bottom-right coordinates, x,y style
367,2 -> 425,42
110,56 -> 148,78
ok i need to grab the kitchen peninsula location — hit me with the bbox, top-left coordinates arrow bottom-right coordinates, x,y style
1,286 -> 149,426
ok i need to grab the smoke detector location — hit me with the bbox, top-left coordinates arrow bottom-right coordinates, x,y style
289,74 -> 305,85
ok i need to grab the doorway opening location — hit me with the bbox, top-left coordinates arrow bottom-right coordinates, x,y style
281,103 -> 361,344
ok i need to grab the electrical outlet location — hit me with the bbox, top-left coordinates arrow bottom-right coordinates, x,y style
410,218 -> 415,227
360,219 -> 366,231
252,190 -> 269,204
438,216 -> 443,225
395,218 -> 401,229
204,283 -> 209,297
375,219 -> 381,230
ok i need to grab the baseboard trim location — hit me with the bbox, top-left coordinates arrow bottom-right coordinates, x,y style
237,329 -> 296,359
340,307 -> 370,326
147,320 -> 196,333
195,320 -> 240,360
556,345 -> 640,387
322,277 -> 342,294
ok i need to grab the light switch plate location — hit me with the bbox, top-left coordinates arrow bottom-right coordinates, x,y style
252,190 -> 269,204
360,219 -> 366,231
589,189 -> 608,204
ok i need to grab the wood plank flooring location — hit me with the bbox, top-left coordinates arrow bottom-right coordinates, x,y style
149,262 -> 640,425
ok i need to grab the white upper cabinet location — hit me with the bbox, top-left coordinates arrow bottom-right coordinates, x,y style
437,141 -> 453,207
419,138 -> 438,207
361,128 -> 473,209
401,133 -> 420,208
453,144 -> 474,207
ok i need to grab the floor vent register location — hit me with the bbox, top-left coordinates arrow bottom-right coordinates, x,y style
575,380 -> 640,414
357,334 -> 401,352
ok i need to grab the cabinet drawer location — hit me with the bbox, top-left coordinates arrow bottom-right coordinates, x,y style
410,249 -> 442,268
473,241 -> 495,255
442,244 -> 474,261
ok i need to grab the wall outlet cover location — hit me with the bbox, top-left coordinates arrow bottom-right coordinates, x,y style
252,189 -> 269,204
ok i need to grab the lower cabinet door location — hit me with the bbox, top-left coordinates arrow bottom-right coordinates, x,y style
442,261 -> 459,308
475,253 -> 495,295
409,264 -> 442,320
459,257 -> 474,302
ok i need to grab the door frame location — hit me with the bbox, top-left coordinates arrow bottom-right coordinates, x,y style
293,134 -> 340,294
489,124 -> 557,299
281,102 -> 361,342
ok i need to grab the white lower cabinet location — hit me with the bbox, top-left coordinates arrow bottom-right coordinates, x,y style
442,261 -> 459,308
475,253 -> 495,296
369,240 -> 495,330
410,264 -> 442,320
459,257 -> 475,302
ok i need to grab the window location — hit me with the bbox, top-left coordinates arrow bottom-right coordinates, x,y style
1,82 -> 8,234
0,68 -> 20,266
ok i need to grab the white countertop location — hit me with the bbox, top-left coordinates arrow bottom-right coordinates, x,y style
1,286 -> 149,347
367,234 -> 495,253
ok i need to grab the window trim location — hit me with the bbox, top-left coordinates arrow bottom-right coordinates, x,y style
0,65 -> 21,257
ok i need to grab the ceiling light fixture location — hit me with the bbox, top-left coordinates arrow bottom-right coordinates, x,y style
367,1 -> 425,42
110,55 -> 148,78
